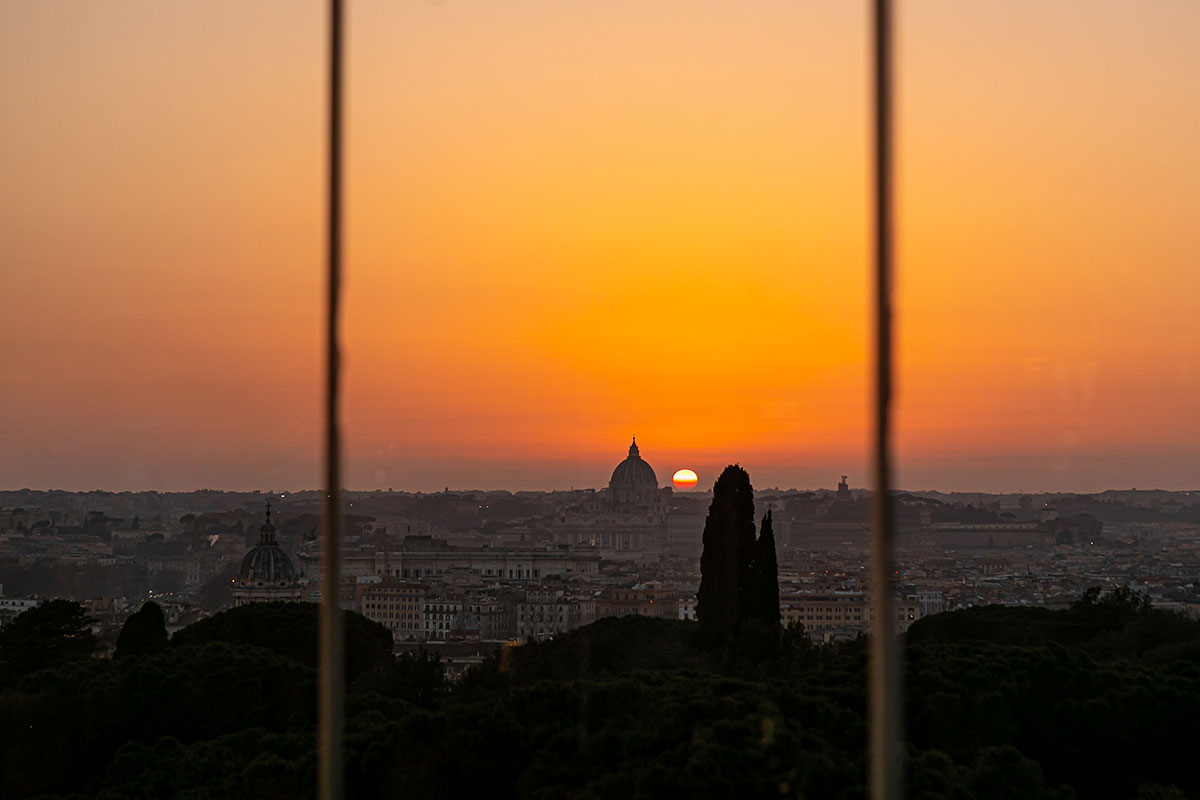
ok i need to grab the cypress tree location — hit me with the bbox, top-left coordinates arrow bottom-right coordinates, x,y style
750,510 -> 781,627
697,465 -> 756,642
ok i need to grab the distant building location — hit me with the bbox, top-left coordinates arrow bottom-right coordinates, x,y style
446,610 -> 482,642
665,513 -> 705,557
301,536 -> 603,582
517,589 -> 596,642
549,438 -> 670,553
363,584 -> 519,645
608,437 -> 661,508
597,581 -> 679,619
360,578 -> 427,641
678,595 -> 697,621
780,590 -> 935,640
0,595 -> 42,627
232,504 -> 304,606
837,475 -> 851,500
381,537 -> 602,581
423,595 -> 463,641
461,594 -> 519,642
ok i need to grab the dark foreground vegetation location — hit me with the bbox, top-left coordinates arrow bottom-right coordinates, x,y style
1,589 -> 1198,799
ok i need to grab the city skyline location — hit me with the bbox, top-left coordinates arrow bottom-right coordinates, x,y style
2,433 -> 1197,497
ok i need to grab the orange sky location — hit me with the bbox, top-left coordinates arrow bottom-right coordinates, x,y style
2,1 -> 1198,493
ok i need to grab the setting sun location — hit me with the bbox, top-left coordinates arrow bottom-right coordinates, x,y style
672,469 -> 699,490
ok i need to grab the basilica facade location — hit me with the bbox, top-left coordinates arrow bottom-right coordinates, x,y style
550,438 -> 670,553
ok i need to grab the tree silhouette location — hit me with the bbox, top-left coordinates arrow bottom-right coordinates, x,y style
4,589 -> 1200,799
0,599 -> 96,685
172,601 -> 394,684
114,600 -> 168,658
697,465 -> 756,642
748,509 -> 780,627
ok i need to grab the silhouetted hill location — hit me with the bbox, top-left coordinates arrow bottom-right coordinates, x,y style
172,601 -> 394,682
5,593 -> 1200,799
500,615 -> 708,680
907,587 -> 1200,661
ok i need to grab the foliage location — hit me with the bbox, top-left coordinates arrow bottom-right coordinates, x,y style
697,465 -> 754,642
697,466 -> 780,643
94,729 -> 315,800
905,587 -> 1200,800
170,601 -> 393,684
114,601 -> 168,659
5,588 -> 1200,799
0,641 -> 315,798
195,561 -> 240,610
1134,784 -> 1189,800
0,600 -> 97,687
353,649 -> 447,709
749,510 -> 780,629
908,746 -> 1075,800
906,586 -> 1196,661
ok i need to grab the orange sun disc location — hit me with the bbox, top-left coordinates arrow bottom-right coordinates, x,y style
672,469 -> 699,490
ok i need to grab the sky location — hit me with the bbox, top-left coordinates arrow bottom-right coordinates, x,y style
2,1 -> 1198,494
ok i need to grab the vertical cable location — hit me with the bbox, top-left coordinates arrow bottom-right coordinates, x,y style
319,2 -> 345,800
869,1 -> 902,799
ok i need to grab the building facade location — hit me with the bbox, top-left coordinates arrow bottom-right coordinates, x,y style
360,578 -> 427,641
517,589 -> 596,642
779,590 -> 939,639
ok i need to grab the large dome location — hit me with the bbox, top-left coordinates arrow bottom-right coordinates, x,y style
610,437 -> 658,489
608,438 -> 661,508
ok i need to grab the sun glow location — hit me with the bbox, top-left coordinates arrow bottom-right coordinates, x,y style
672,469 -> 699,490
2,2 -> 1198,492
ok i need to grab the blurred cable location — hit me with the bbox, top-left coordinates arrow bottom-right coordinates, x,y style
319,2 -> 345,799
869,1 -> 903,799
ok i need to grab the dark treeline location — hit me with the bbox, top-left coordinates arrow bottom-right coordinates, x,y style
2,589 -> 1200,799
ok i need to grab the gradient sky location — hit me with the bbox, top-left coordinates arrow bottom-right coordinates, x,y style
2,1 -> 1198,493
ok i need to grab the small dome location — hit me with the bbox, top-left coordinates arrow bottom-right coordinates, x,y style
240,544 -> 296,581
609,437 -> 658,489
239,502 -> 296,581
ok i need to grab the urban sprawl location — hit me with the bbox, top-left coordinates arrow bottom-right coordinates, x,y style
3,441 -> 1199,677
